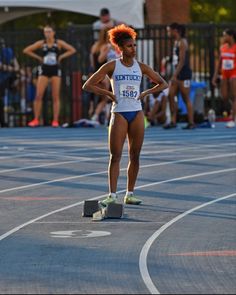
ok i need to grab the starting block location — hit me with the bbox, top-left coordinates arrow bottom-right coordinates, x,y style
102,203 -> 123,218
92,203 -> 124,221
82,200 -> 99,217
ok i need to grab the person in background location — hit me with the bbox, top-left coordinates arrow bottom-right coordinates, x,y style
212,29 -> 236,128
83,24 -> 168,207
88,28 -> 112,120
0,37 -> 20,127
93,8 -> 123,40
145,88 -> 169,126
91,28 -> 121,124
164,22 -> 195,130
23,24 -> 76,127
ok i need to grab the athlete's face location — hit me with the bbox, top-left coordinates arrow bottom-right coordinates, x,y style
167,27 -> 176,38
222,32 -> 231,44
44,27 -> 55,40
100,14 -> 111,24
121,39 -> 136,58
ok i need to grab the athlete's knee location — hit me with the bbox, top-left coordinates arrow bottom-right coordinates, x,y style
52,95 -> 60,103
35,94 -> 43,101
129,150 -> 140,163
110,152 -> 122,164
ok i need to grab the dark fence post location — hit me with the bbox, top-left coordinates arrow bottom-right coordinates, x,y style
208,23 -> 216,109
1,23 -> 236,126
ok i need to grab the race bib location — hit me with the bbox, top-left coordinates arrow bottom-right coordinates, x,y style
184,80 -> 191,88
119,84 -> 139,99
172,54 -> 178,66
44,53 -> 57,65
222,59 -> 234,70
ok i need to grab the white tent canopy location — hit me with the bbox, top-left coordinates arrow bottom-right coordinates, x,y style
0,0 -> 145,27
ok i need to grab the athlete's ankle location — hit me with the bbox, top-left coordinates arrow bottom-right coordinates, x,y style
109,192 -> 117,199
126,191 -> 133,196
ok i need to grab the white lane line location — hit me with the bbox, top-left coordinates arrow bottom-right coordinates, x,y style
0,152 -> 100,161
0,156 -> 108,174
0,143 -> 109,160
0,153 -> 235,194
34,221 -> 166,224
139,192 -> 236,295
0,167 -> 235,242
0,141 -> 235,162
0,153 -> 194,175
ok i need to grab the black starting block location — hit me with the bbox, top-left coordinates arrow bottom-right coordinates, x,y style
102,203 -> 123,219
82,200 -> 99,217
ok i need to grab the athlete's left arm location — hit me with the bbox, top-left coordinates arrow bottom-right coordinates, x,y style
138,62 -> 168,100
57,40 -> 76,63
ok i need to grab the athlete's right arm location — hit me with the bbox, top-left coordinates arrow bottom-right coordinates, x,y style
82,61 -> 117,103
212,51 -> 222,87
23,40 -> 44,63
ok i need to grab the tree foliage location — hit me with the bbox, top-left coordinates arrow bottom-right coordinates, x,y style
191,0 -> 236,23
0,11 -> 97,30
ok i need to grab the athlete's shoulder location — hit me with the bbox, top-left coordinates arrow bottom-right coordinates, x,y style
56,39 -> 66,46
36,40 -> 45,46
32,40 -> 44,49
138,61 -> 150,72
220,43 -> 228,51
99,59 -> 116,77
99,59 -> 116,71
105,59 -> 117,66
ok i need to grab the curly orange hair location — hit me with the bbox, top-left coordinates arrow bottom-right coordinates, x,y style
108,24 -> 137,49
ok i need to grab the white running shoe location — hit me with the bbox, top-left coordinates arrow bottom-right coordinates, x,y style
226,121 -> 236,128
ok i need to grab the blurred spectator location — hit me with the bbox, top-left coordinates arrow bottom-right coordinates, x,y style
212,29 -> 236,128
88,28 -> 110,118
164,23 -> 195,130
93,8 -> 123,40
0,37 -> 20,127
145,88 -> 169,126
90,28 -> 121,124
23,24 -> 76,127
23,66 -> 38,113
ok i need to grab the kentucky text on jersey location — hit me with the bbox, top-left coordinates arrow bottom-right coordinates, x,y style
115,74 -> 142,81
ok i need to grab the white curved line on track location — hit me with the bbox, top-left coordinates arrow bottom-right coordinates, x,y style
139,191 -> 236,294
0,153 -> 235,194
0,167 -> 235,242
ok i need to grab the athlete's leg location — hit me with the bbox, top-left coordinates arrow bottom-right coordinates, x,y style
157,96 -> 167,124
33,75 -> 49,120
108,113 -> 128,193
220,78 -> 230,113
168,81 -> 178,125
93,97 -> 108,120
51,76 -> 61,123
178,80 -> 194,125
148,100 -> 160,122
127,111 -> 145,192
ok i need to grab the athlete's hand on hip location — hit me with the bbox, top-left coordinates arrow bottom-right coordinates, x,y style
138,91 -> 147,100
108,93 -> 117,104
38,57 -> 43,64
58,56 -> 63,64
